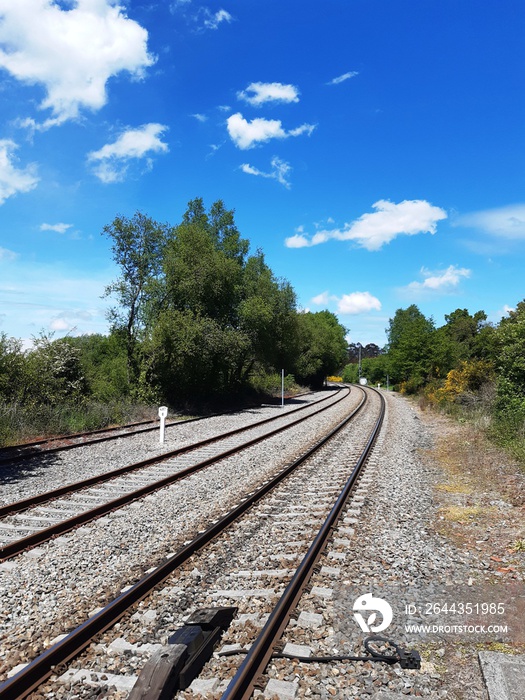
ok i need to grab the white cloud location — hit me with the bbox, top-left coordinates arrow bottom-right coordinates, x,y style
284,199 -> 447,251
240,156 -> 292,188
284,233 -> 310,249
337,292 -> 382,314
498,304 -> 515,317
0,139 -> 39,204
0,0 -> 155,128
405,265 -> 471,292
288,124 -> 316,138
0,247 -> 19,262
456,204 -> 525,239
191,113 -> 207,122
310,289 -> 381,315
87,123 -> 169,183
327,71 -> 359,85
311,291 -> 331,305
227,112 -> 316,150
40,223 -> 73,234
49,318 -> 71,332
238,82 -> 300,106
203,8 -> 233,30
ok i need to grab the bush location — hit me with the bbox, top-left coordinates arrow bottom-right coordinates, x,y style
249,371 -> 301,396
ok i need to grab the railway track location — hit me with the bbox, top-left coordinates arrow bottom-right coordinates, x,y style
0,388 -> 347,561
0,385 -> 386,699
0,417 -> 184,465
0,396 -> 313,465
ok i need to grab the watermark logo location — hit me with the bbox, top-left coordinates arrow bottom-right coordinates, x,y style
353,593 -> 393,633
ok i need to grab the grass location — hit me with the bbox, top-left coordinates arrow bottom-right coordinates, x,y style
440,505 -> 483,523
0,399 -> 157,447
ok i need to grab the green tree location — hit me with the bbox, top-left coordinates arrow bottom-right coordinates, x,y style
443,308 -> 493,361
23,333 -> 87,406
493,301 -> 525,395
67,333 -> 129,401
386,305 -> 435,391
238,250 -> 298,379
0,333 -> 26,403
294,311 -> 348,388
102,211 -> 171,384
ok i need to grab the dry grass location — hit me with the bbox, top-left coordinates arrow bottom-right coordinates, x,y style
417,406 -> 525,564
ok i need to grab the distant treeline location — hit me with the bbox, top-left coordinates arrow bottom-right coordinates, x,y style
342,303 -> 525,461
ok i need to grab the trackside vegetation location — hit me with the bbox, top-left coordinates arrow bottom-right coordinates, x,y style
2,199 -> 523,460
342,304 -> 525,464
0,199 -> 348,445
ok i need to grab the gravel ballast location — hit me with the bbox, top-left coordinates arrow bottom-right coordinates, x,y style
1,389 -> 523,699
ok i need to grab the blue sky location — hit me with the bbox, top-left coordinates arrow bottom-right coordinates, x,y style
0,0 -> 524,348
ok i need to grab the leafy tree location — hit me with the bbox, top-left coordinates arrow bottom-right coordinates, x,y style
342,354 -> 389,385
493,301 -> 525,395
163,220 -> 243,325
23,333 -> 87,406
443,308 -> 493,361
67,333 -> 129,401
102,211 -> 171,384
209,199 -> 249,261
238,250 -> 298,379
347,342 -> 382,363
294,311 -> 347,388
0,333 -> 26,403
386,305 -> 435,391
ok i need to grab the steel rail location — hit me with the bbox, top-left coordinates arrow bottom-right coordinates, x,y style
0,387 -> 368,700
0,388 -> 349,560
0,418 -> 181,466
0,394 -> 312,465
220,386 -> 385,700
0,389 -> 338,520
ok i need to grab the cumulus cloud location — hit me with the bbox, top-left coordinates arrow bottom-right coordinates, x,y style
87,123 -> 169,183
240,156 -> 292,188
227,113 -> 315,149
405,265 -> 471,292
40,223 -> 73,234
456,204 -> 525,239
238,82 -> 300,106
0,139 -> 39,205
311,289 -> 381,315
284,199 -> 447,251
337,292 -> 382,314
0,0 -> 155,128
327,71 -> 359,85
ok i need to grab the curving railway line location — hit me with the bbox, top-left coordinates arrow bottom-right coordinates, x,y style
0,384 -> 390,699
0,387 -> 347,561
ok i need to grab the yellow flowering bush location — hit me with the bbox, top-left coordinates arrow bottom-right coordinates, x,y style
431,360 -> 494,405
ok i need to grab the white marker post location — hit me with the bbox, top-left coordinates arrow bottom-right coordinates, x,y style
158,406 -> 168,444
281,369 -> 285,407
